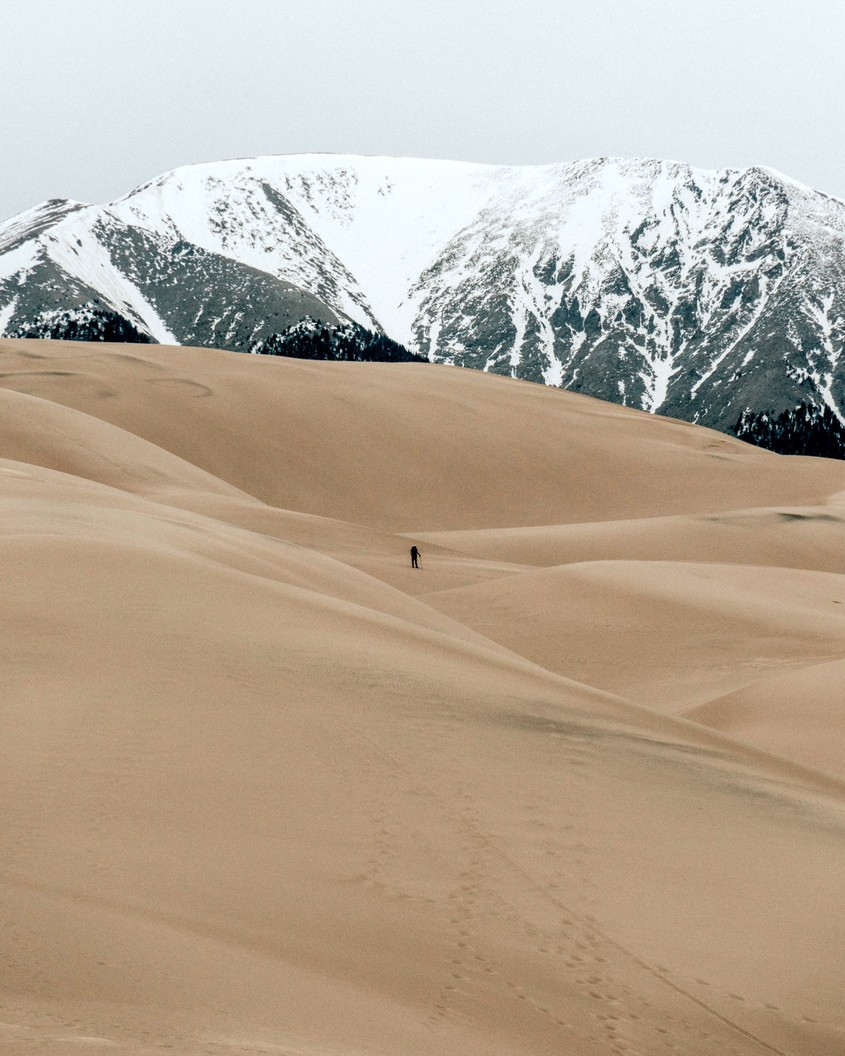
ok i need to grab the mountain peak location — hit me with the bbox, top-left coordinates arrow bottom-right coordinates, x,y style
2,155 -> 845,441
0,197 -> 89,253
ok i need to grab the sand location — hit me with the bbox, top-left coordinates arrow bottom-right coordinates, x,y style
0,337 -> 843,1056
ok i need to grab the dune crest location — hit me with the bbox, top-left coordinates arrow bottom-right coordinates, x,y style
1,338 -> 844,1056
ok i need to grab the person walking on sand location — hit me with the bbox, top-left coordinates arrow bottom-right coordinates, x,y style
410,544 -> 421,569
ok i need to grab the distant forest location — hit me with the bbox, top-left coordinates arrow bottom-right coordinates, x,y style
732,403 -> 845,460
13,308 -> 424,367
14,305 -> 154,345
250,320 -> 427,364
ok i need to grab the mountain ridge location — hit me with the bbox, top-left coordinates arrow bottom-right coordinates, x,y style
3,153 -> 845,437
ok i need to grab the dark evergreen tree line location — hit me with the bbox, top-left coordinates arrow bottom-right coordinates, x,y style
250,320 -> 427,364
14,305 -> 154,344
732,402 -> 845,460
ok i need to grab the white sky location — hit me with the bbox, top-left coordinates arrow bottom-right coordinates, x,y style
2,0 -> 843,221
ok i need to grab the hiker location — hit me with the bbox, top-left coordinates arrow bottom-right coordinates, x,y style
410,545 -> 421,569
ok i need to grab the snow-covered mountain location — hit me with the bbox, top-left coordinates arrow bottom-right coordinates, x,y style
3,153 -> 845,434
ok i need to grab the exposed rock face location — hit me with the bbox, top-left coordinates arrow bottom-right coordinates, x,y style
3,154 -> 845,434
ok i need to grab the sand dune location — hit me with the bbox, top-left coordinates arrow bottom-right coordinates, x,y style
1,338 -> 844,1056
424,559 -> 845,718
415,504 -> 845,574
687,658 -> 845,779
1,340 -> 843,529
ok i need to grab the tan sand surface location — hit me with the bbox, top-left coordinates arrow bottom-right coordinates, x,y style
1,340 -> 843,529
415,505 -> 845,574
687,658 -> 845,779
1,338 -> 844,1056
423,560 -> 845,716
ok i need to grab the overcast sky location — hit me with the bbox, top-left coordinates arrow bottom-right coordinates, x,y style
2,0 -> 843,221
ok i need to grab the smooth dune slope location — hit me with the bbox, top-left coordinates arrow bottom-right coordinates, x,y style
687,658 -> 845,778
1,339 -> 844,529
1,338 -> 844,1056
424,559 -> 845,721
415,505 -> 845,574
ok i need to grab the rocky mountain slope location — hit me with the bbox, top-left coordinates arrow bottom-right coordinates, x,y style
2,154 -> 845,434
